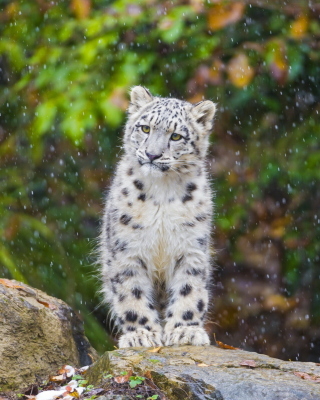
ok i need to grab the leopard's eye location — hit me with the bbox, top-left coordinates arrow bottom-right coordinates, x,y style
141,125 -> 150,134
170,133 -> 182,141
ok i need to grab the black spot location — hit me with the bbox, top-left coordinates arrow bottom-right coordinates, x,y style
197,300 -> 205,312
138,258 -> 147,270
186,268 -> 203,276
120,214 -> 132,225
186,182 -> 197,193
196,214 -> 207,222
111,273 -> 123,284
145,325 -> 151,331
128,202 -> 133,207
129,341 -> 133,347
132,287 -> 142,299
133,179 -> 144,190
160,165 -> 170,172
174,256 -> 184,271
139,338 -> 143,346
148,303 -> 155,310
132,224 -> 143,229
179,332 -> 185,341
168,197 -> 175,203
127,326 -> 136,332
119,294 -> 126,302
197,237 -> 207,247
174,322 -> 182,328
138,193 -> 146,201
187,322 -> 199,326
160,302 -> 166,310
182,221 -> 195,227
118,318 -> 125,325
182,311 -> 194,321
122,270 -> 135,277
180,284 -> 192,296
167,312 -> 173,318
127,168 -> 133,176
139,317 -> 148,325
182,194 -> 193,203
121,188 -> 129,196
125,310 -> 138,322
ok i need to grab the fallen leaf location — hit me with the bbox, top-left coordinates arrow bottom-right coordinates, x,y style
58,365 -> 75,378
214,334 -> 239,350
294,371 -> 320,382
144,370 -> 153,380
36,299 -> 57,310
0,278 -> 24,290
208,3 -> 245,31
114,370 -> 132,383
227,53 -> 254,88
240,360 -> 257,368
197,363 -> 210,367
49,375 -> 65,383
148,346 -> 162,353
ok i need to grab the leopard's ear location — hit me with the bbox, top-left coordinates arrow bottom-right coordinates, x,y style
128,86 -> 153,114
191,100 -> 216,134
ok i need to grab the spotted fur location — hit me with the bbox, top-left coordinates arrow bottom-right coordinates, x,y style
99,86 -> 216,347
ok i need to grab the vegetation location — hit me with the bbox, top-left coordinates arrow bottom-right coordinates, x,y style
0,0 -> 319,360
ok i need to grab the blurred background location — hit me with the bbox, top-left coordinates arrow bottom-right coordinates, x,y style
0,0 -> 319,361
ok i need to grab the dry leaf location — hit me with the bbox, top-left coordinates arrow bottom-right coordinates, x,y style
58,365 -> 75,378
148,346 -> 162,353
240,360 -> 257,368
227,53 -> 254,88
49,374 -> 65,383
144,370 -> 153,380
197,363 -> 210,367
36,299 -> 57,310
208,3 -> 245,31
114,370 -> 132,384
0,278 -> 24,290
214,334 -> 239,350
294,371 -> 320,382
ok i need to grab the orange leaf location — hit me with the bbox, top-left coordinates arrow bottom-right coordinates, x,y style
49,374 -> 65,382
208,3 -> 245,31
148,346 -> 162,353
36,299 -> 57,310
0,278 -> 24,290
240,360 -> 257,368
214,334 -> 239,350
290,16 -> 308,39
71,0 -> 91,20
227,53 -> 254,88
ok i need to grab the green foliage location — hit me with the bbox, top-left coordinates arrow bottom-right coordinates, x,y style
0,0 -> 319,360
128,376 -> 145,389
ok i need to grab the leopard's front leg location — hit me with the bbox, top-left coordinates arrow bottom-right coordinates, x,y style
102,257 -> 163,348
163,252 -> 211,346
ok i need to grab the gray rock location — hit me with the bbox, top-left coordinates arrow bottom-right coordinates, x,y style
0,279 -> 98,391
87,345 -> 320,400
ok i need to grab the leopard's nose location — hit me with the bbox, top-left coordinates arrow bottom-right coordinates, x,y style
146,152 -> 162,162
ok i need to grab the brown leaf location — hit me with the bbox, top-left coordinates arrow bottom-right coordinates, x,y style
214,334 -> 239,350
148,346 -> 162,353
0,278 -> 24,290
36,299 -> 57,310
49,374 -> 66,383
114,370 -> 132,384
208,3 -> 245,31
240,360 -> 257,368
294,371 -> 320,382
144,370 -> 153,380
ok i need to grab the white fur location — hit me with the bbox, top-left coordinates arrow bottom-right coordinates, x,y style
99,88 -> 216,347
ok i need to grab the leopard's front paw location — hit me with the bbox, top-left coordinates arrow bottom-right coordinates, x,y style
118,328 -> 163,348
164,325 -> 210,346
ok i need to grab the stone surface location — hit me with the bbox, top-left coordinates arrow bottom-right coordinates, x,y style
0,279 -> 98,391
87,345 -> 320,400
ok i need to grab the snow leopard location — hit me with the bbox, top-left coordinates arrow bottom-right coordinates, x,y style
99,86 -> 216,348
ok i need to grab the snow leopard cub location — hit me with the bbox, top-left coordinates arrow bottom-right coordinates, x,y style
100,86 -> 216,348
